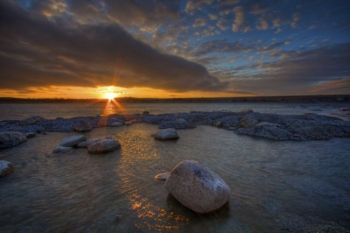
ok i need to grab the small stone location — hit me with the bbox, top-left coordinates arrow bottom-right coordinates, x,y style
153,128 -> 179,140
59,135 -> 86,147
0,160 -> 14,177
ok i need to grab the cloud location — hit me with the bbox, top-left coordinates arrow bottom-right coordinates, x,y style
232,6 -> 244,32
193,18 -> 207,27
216,19 -> 227,31
256,18 -> 269,30
185,0 -> 214,14
191,40 -> 251,57
0,1 -> 226,92
290,12 -> 300,28
225,43 -> 350,95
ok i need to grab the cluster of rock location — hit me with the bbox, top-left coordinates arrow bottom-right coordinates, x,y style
53,135 -> 120,154
1,110 -> 349,141
155,160 -> 231,214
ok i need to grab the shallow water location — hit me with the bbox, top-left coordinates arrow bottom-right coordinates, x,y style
1,124 -> 349,233
0,102 -> 349,120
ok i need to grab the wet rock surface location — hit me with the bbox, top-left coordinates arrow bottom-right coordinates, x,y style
154,172 -> 170,181
0,160 -> 14,177
0,131 -> 27,149
87,136 -> 121,154
0,111 -> 349,141
153,128 -> 179,140
59,135 -> 86,147
165,160 -> 231,214
73,120 -> 93,132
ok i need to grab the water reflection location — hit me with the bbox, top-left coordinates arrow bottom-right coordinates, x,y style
130,193 -> 189,232
0,124 -> 349,232
101,99 -> 125,116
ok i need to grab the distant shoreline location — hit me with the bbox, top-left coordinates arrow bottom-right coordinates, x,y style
0,95 -> 349,103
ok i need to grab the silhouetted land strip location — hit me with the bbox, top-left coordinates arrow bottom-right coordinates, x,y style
0,95 -> 349,103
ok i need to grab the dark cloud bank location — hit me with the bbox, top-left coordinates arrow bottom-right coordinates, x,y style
0,1 -> 225,93
0,0 -> 350,96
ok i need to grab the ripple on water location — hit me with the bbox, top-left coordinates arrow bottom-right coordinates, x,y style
0,124 -> 350,233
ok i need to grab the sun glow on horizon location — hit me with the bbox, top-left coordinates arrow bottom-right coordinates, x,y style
99,86 -> 122,100
103,92 -> 118,100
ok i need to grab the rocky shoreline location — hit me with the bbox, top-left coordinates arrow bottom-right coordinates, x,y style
0,110 -> 349,143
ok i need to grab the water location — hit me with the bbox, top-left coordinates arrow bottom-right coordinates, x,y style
0,102 -> 348,120
1,123 -> 350,233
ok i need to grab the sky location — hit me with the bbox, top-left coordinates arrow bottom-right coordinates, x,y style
0,0 -> 350,99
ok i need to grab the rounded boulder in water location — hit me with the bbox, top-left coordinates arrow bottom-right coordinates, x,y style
153,128 -> 179,140
165,160 -> 231,214
87,137 -> 121,154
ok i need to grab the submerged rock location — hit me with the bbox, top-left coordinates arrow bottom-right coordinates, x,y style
154,172 -> 170,181
73,120 -> 93,132
0,160 -> 14,177
159,118 -> 194,129
0,131 -> 27,149
53,146 -> 73,153
87,137 -> 121,154
153,128 -> 179,140
165,160 -> 231,214
59,135 -> 86,147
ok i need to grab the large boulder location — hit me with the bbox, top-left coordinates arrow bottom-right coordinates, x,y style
73,120 -> 93,132
87,137 -> 121,154
0,160 -> 14,177
165,160 -> 231,213
59,135 -> 86,147
153,128 -> 179,140
0,131 -> 27,149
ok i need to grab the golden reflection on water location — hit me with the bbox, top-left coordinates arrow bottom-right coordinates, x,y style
114,124 -> 189,232
102,99 -> 125,116
98,99 -> 125,126
130,193 -> 189,232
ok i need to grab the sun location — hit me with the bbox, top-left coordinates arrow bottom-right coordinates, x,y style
104,92 -> 118,100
